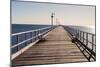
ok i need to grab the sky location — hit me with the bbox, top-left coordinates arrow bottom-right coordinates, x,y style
12,1 -> 95,28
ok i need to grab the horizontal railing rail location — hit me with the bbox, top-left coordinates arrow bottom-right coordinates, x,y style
63,26 -> 96,62
11,26 -> 57,55
12,26 -> 54,36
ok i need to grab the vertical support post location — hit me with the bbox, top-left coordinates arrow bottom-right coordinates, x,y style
38,30 -> 40,39
94,35 -> 96,53
86,33 -> 88,46
16,35 -> 19,44
92,35 -> 94,50
35,31 -> 36,41
77,30 -> 79,39
17,35 -> 19,51
83,32 -> 84,43
31,32 -> 33,42
24,33 -> 27,46
30,32 -> 33,43
38,29 -> 40,39
76,30 -> 77,39
36,30 -> 38,40
79,31 -> 81,40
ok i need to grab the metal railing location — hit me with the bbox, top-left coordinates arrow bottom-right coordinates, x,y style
63,26 -> 96,62
11,26 -> 56,54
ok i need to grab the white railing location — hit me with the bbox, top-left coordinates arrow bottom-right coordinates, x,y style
11,26 -> 56,54
63,26 -> 96,61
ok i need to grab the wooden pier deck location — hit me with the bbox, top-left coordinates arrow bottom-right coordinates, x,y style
12,26 -> 88,66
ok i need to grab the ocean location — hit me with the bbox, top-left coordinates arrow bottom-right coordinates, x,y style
67,26 -> 95,34
12,24 -> 52,34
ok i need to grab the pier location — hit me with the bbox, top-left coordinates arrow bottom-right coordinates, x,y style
11,26 -> 96,66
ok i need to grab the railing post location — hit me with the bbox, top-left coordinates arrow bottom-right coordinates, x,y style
38,29 -> 41,39
38,30 -> 40,39
30,32 -> 32,43
77,30 -> 79,39
36,30 -> 38,39
80,31 -> 81,40
94,35 -> 96,53
92,35 -> 94,50
17,35 -> 19,51
86,33 -> 88,46
83,32 -> 84,43
31,32 -> 33,42
76,29 -> 78,38
24,33 -> 27,46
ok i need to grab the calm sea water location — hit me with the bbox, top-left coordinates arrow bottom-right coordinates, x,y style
68,26 -> 95,34
12,24 -> 52,34
12,24 -> 95,34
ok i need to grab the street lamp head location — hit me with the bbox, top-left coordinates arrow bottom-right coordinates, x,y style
51,12 -> 55,17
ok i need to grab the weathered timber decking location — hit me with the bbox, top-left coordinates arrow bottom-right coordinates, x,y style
12,26 -> 88,66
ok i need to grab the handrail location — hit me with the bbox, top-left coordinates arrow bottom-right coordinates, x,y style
11,35 -> 37,48
63,26 -> 96,62
11,26 -> 57,54
11,31 -> 48,49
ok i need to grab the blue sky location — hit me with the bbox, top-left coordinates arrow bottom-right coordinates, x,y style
12,1 -> 95,28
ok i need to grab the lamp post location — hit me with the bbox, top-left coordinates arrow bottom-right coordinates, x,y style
51,13 -> 55,26
56,18 -> 58,26
56,18 -> 61,26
